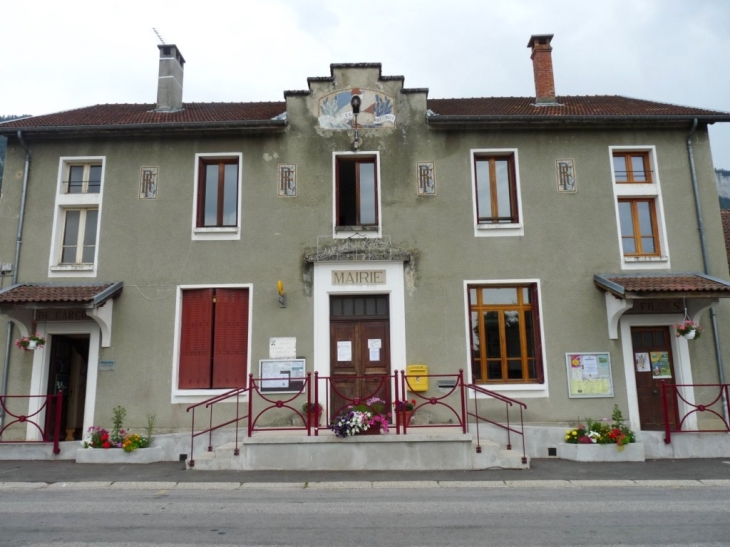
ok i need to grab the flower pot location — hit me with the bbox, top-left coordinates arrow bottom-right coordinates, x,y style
27,340 -> 37,350
682,330 -> 697,340
359,423 -> 382,435
307,410 -> 322,428
401,410 -> 413,426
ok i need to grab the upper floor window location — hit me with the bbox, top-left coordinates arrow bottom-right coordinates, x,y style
610,147 -> 668,269
467,284 -> 543,384
612,151 -> 652,183
50,157 -> 105,277
336,155 -> 378,228
470,149 -> 523,237
197,158 -> 239,227
192,153 -> 243,241
475,155 -> 518,224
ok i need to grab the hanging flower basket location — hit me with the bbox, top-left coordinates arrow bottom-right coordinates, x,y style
674,320 -> 703,340
15,334 -> 46,352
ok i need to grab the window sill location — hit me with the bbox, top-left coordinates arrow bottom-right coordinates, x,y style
192,226 -> 241,241
194,227 -> 239,233
334,226 -> 381,239
474,223 -> 524,238
50,264 -> 94,272
624,255 -> 668,262
471,382 -> 548,399
621,254 -> 670,271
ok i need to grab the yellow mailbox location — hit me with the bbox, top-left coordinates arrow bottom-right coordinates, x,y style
405,364 -> 428,392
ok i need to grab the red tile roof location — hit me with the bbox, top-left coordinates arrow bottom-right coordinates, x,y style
722,210 -> 730,266
0,283 -> 121,304
0,102 -> 286,129
426,96 -> 730,119
1,96 -> 727,133
596,274 -> 730,296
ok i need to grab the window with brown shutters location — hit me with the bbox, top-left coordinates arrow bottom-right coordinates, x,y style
178,288 -> 249,389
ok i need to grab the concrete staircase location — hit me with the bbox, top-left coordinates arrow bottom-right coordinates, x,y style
187,430 -> 529,471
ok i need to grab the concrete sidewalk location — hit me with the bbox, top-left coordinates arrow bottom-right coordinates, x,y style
1,457 -> 729,487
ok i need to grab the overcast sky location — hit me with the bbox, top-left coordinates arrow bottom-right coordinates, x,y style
2,0 -> 729,168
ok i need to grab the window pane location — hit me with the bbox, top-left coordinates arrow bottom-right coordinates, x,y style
471,311 -> 481,380
522,288 -> 530,304
204,164 -> 219,226
631,155 -> 647,181
488,360 -> 502,380
475,160 -> 492,220
618,202 -> 634,236
482,288 -> 518,305
504,311 -> 521,358
528,359 -> 536,379
222,164 -> 238,226
88,165 -> 102,193
494,159 -> 512,220
641,237 -> 656,253
622,238 -> 636,254
507,360 -> 523,380
81,244 -> 95,263
524,312 -> 534,358
83,210 -> 98,246
62,211 -> 80,245
469,288 -> 477,304
68,166 -> 84,193
359,162 -> 376,225
613,156 -> 628,182
337,161 -> 357,225
637,201 -> 654,236
484,311 -> 500,359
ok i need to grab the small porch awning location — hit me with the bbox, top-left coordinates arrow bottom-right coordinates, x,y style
0,282 -> 123,347
594,273 -> 730,339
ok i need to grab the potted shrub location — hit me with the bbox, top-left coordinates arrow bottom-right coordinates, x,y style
301,401 -> 323,427
395,399 -> 417,425
330,397 -> 391,438
674,320 -> 703,340
15,334 -> 46,351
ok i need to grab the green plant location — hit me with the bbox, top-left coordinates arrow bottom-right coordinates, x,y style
301,402 -> 323,413
111,406 -> 127,444
674,320 -> 703,339
565,405 -> 635,450
145,413 -> 156,445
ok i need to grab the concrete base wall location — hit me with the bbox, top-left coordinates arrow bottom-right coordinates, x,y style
556,442 -> 645,462
76,446 -> 165,464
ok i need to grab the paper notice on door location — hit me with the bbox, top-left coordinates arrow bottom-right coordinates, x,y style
368,339 -> 381,349
369,348 -> 380,361
337,341 -> 352,362
635,352 -> 650,372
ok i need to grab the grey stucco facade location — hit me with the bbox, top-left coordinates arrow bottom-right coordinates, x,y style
1,46 -> 730,458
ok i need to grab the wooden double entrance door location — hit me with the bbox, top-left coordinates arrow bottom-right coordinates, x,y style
631,326 -> 678,431
329,295 -> 391,417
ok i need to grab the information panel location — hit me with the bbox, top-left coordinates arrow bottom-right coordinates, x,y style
258,359 -> 306,393
565,352 -> 614,398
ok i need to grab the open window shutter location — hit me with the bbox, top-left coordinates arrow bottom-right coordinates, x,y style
212,288 -> 249,388
530,284 -> 544,384
179,289 -> 213,389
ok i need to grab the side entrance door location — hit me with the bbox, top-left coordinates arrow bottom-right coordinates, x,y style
631,326 -> 678,431
329,295 -> 391,419
45,334 -> 89,441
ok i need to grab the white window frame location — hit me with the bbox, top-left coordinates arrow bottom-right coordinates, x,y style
609,146 -> 670,270
191,153 -> 243,241
332,151 -> 382,239
49,157 -> 105,278
462,278 -> 549,399
170,283 -> 253,404
470,149 -> 524,238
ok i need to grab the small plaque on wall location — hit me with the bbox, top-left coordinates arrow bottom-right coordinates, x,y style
417,162 -> 436,195
556,159 -> 576,193
139,167 -> 158,199
278,164 -> 296,197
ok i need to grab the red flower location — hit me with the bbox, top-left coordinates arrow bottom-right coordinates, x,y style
102,441 -> 111,449
101,433 -> 109,441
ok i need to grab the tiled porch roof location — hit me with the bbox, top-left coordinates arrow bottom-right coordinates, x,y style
594,273 -> 730,299
0,282 -> 123,307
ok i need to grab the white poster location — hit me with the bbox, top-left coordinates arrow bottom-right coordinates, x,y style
369,348 -> 380,361
269,337 -> 297,359
368,339 -> 382,349
581,355 -> 599,378
337,341 -> 352,362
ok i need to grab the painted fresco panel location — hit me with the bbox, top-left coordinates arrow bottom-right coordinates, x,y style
319,89 -> 395,129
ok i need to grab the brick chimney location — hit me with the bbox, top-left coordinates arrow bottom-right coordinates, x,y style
156,44 -> 185,112
527,34 -> 556,105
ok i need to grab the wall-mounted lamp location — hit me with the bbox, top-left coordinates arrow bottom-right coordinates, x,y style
277,279 -> 286,308
350,95 -> 361,150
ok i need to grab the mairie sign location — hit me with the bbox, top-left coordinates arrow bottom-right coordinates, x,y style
332,270 -> 386,285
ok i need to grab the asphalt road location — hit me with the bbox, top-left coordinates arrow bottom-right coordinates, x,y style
1,484 -> 730,547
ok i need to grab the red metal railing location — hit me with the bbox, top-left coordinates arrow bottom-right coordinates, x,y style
662,382 -> 730,444
187,371 -> 528,464
464,383 -> 527,464
0,392 -> 63,454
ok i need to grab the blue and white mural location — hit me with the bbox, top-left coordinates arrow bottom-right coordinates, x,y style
318,88 -> 396,129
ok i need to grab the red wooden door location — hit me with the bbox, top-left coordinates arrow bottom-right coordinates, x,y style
631,326 -> 678,431
329,295 -> 391,419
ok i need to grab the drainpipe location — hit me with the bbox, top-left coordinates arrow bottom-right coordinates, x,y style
0,131 -> 31,432
686,118 -> 727,424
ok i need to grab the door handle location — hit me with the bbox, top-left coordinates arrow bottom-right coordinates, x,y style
652,389 -> 658,395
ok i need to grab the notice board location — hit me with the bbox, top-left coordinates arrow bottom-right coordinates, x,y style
565,352 -> 614,398
258,359 -> 306,393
